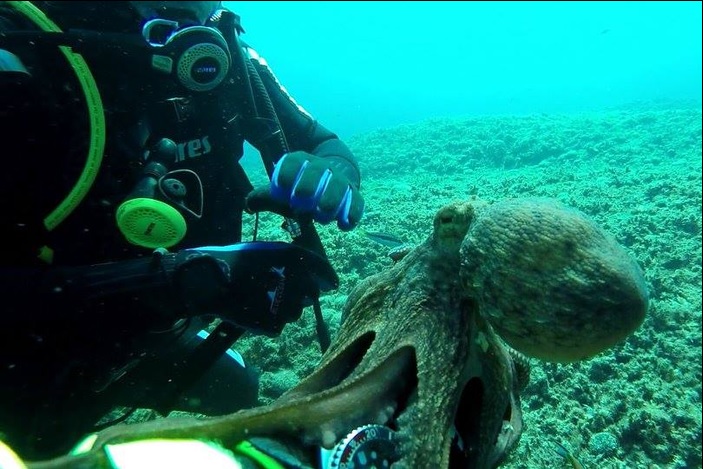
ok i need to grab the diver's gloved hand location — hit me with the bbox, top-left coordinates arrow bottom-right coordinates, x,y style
246,151 -> 364,231
172,242 -> 338,336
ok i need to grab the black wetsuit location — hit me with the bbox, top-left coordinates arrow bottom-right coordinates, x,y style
0,3 -> 360,460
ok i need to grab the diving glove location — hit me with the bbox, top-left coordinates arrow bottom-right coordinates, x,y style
171,242 -> 338,335
246,151 -> 364,231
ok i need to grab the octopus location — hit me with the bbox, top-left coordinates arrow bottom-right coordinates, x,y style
25,197 -> 648,469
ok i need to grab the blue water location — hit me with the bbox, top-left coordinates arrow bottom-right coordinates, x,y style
227,1 -> 702,140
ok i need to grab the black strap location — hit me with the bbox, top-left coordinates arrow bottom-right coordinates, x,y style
113,320 -> 246,416
155,321 -> 246,415
313,298 -> 331,354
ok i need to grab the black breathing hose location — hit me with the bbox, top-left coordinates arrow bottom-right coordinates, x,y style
222,10 -> 332,351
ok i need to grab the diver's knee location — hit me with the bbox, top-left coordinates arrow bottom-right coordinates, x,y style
174,331 -> 260,415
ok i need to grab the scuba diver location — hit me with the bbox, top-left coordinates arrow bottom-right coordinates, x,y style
0,0 -> 364,462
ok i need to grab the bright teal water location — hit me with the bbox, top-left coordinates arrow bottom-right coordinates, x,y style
228,1 -> 701,139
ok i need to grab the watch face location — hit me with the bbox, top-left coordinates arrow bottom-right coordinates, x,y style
326,425 -> 398,469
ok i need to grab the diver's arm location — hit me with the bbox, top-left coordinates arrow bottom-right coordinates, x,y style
1,243 -> 330,336
245,46 -> 361,189
0,253 -> 183,325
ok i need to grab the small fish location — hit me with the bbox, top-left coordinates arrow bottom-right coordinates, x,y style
554,442 -> 584,469
364,230 -> 405,248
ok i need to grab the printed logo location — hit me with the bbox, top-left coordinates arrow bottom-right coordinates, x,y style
267,266 -> 286,316
175,136 -> 212,162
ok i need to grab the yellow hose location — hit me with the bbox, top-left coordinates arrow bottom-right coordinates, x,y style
7,1 -> 105,232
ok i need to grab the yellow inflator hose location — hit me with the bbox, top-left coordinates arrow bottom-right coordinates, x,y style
7,1 -> 106,262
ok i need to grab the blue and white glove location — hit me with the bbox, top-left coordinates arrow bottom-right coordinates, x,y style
246,151 -> 364,231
